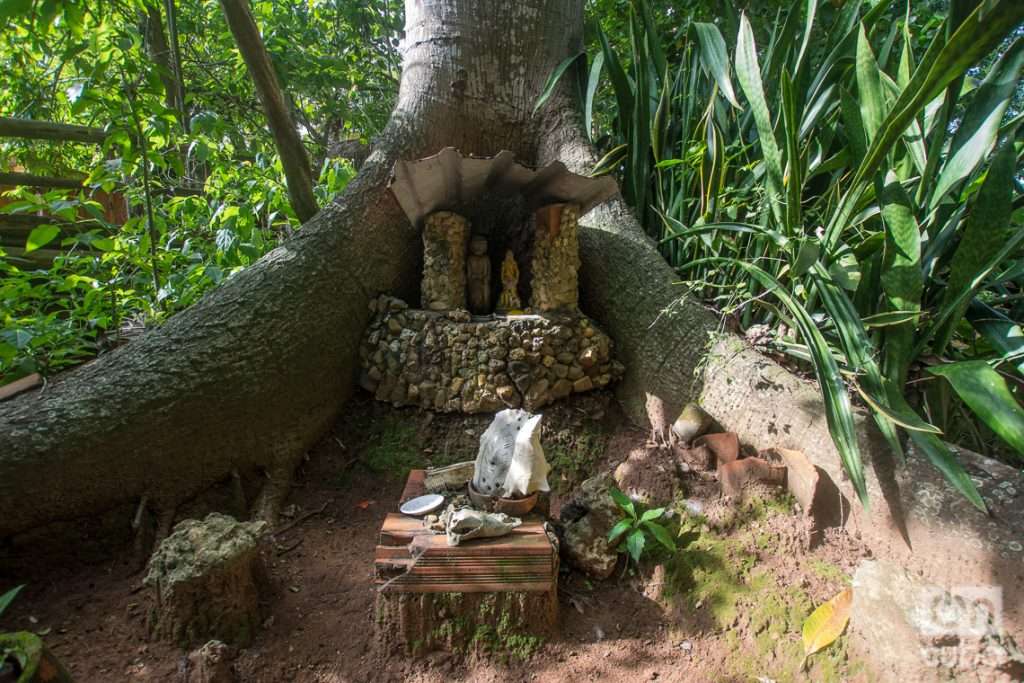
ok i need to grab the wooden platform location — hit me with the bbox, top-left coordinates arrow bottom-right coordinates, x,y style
373,470 -> 559,655
374,470 -> 558,593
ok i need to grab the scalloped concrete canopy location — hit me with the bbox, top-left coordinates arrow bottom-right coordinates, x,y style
388,147 -> 618,227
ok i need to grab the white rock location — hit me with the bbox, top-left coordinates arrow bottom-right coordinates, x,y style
472,408 -> 550,498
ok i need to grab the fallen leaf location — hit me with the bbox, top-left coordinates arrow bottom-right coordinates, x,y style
802,587 -> 853,658
355,500 -> 375,510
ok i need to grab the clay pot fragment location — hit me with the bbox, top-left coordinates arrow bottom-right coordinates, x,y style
693,432 -> 740,468
717,457 -> 786,499
761,447 -> 847,547
671,443 -> 714,472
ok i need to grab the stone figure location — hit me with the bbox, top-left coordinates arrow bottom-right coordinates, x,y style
497,249 -> 522,313
466,235 -> 492,314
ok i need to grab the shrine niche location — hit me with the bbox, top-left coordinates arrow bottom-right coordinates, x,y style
359,148 -> 624,413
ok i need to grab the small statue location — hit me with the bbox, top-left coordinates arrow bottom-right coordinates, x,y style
466,235 -> 491,314
497,250 -> 522,313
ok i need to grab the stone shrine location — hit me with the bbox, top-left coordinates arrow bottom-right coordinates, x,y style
360,149 -> 622,414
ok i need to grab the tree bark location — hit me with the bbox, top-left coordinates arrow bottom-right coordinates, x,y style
0,0 -> 583,538
218,0 -> 318,223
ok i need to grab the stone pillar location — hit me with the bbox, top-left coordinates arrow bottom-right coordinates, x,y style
421,211 -> 469,311
530,203 -> 579,312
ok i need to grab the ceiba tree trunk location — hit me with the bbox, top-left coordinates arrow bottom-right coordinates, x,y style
0,0 -> 883,545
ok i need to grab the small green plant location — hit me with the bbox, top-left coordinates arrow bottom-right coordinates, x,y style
607,486 -> 676,566
0,585 -> 22,621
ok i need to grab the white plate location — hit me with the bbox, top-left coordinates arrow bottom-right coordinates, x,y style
400,494 -> 445,516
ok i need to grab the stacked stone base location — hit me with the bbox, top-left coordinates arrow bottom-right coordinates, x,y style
359,295 -> 623,413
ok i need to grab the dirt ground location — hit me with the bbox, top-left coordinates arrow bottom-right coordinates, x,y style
0,392 -> 869,682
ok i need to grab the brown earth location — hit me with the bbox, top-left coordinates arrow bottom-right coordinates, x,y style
0,392 -> 868,682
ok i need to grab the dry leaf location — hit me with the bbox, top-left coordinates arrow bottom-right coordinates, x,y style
802,587 -> 853,658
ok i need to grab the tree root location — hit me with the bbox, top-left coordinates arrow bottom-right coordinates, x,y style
252,459 -> 300,526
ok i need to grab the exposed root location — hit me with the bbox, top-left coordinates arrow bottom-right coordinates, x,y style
271,500 -> 330,538
231,469 -> 247,518
154,504 -> 178,548
252,459 -> 299,526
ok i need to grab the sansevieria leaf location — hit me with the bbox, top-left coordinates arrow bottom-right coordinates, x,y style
929,360 -> 1024,461
802,587 -> 853,658
735,13 -> 784,226
693,22 -> 740,108
934,138 -> 1016,354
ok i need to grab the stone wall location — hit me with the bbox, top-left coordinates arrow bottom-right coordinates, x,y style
421,211 -> 469,311
531,203 -> 580,311
359,295 -> 624,413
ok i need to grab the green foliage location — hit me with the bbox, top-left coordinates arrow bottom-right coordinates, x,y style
607,486 -> 676,566
0,584 -> 22,620
0,1 -> 384,384
559,0 -> 1024,504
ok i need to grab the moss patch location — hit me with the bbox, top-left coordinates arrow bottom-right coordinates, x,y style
664,519 -> 768,629
545,423 -> 607,493
809,558 -> 851,585
421,592 -> 545,662
664,515 -> 862,682
727,579 -> 859,682
361,414 -> 421,478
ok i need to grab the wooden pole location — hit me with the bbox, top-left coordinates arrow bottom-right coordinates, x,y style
0,172 -> 86,189
218,0 -> 319,223
0,117 -> 107,144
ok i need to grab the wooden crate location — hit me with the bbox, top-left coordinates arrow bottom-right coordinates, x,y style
374,470 -> 559,654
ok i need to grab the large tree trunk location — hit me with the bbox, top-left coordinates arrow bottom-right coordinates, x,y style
1,4 -> 1018,629
0,0 -> 584,538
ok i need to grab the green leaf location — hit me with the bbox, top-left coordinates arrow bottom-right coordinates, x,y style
825,0 -> 1024,249
878,171 -> 922,386
0,584 -> 23,618
929,360 -> 1024,460
533,52 -> 583,114
735,13 -> 784,226
967,301 -> 1024,375
24,224 -> 60,253
642,520 -> 677,552
584,51 -> 604,141
933,139 -> 1016,353
639,507 -> 665,522
608,486 -> 636,519
0,0 -> 32,21
930,36 -> 1024,209
856,23 -> 886,145
693,22 -> 740,109
854,381 -> 941,434
607,518 -> 633,545
626,528 -> 645,564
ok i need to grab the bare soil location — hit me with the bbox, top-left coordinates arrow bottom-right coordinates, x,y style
0,392 -> 869,682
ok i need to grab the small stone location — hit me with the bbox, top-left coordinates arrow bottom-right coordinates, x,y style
552,363 -> 569,378
671,403 -> 713,443
542,355 -> 556,368
551,379 -> 573,399
556,352 -> 575,364
568,365 -> 584,380
573,376 -> 593,393
578,347 -> 599,369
